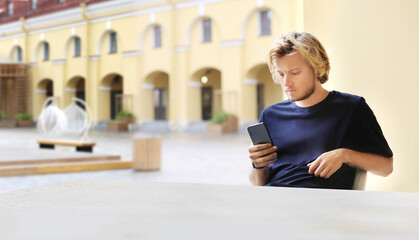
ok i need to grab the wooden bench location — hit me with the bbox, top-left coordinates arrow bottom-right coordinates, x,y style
37,139 -> 96,153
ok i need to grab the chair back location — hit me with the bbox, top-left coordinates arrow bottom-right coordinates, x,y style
352,169 -> 367,190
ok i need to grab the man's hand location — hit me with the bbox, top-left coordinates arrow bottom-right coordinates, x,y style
248,143 -> 277,169
307,149 -> 348,179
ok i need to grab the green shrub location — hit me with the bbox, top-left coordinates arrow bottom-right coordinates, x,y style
0,111 -> 4,121
117,109 -> 134,118
210,112 -> 236,124
14,113 -> 32,121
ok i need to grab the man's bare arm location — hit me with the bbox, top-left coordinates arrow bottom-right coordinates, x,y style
249,167 -> 270,186
308,148 -> 393,179
248,143 -> 277,185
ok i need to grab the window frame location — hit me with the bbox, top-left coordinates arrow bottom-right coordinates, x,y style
16,46 -> 22,62
109,32 -> 117,54
73,37 -> 81,57
43,42 -> 49,61
201,18 -> 212,43
153,25 -> 162,48
8,2 -> 13,16
32,0 -> 37,10
259,9 -> 272,36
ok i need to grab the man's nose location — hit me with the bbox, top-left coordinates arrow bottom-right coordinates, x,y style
283,75 -> 293,87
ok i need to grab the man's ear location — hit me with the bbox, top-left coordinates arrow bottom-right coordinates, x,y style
313,69 -> 320,80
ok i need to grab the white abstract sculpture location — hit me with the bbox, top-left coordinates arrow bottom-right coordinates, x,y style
37,97 -> 92,142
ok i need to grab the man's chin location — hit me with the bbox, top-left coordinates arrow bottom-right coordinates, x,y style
287,94 -> 299,102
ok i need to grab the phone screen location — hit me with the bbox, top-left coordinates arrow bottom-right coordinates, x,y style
247,122 -> 273,145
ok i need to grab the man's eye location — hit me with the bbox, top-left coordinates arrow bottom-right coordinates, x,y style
292,72 -> 300,75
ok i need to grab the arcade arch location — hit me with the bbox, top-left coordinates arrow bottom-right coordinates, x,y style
98,73 -> 123,120
244,64 -> 282,120
35,79 -> 53,116
64,76 -> 85,108
142,71 -> 169,120
190,68 -> 222,121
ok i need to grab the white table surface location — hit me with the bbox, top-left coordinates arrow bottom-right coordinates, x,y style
0,179 -> 418,240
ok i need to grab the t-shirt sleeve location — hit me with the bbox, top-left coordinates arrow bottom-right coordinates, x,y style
345,98 -> 393,158
259,110 -> 264,123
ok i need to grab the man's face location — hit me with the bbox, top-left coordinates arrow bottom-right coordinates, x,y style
273,51 -> 319,102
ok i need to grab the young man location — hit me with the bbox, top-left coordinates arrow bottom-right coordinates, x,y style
248,31 -> 393,189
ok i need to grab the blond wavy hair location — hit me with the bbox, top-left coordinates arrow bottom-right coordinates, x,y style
268,31 -> 330,84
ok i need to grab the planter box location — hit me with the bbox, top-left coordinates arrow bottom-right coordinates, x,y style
206,117 -> 238,134
117,116 -> 136,124
206,124 -> 225,134
107,122 -> 128,131
224,117 -> 238,132
17,120 -> 35,127
0,120 -> 17,128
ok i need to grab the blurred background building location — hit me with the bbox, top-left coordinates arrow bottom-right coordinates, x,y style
0,0 -> 287,132
1,0 -> 419,192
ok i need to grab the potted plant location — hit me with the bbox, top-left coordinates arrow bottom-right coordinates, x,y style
116,109 -> 136,124
107,120 -> 128,131
0,111 -> 16,128
0,111 -> 12,128
206,112 -> 238,134
15,112 -> 35,127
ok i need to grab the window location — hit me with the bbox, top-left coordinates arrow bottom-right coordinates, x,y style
259,10 -> 272,36
8,3 -> 13,16
16,46 -> 22,62
59,0 -> 66,3
74,37 -> 81,57
153,25 -> 162,48
43,42 -> 49,61
32,0 -> 37,10
109,32 -> 117,53
202,19 -> 212,43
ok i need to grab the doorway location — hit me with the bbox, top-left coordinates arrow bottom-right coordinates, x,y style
111,90 -> 123,119
154,88 -> 167,120
202,86 -> 212,120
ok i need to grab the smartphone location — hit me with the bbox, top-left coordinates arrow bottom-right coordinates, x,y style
247,122 -> 273,145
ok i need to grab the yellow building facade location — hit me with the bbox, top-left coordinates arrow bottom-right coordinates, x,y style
0,0 -> 297,130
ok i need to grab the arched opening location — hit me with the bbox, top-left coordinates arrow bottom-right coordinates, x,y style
9,46 -> 23,62
35,79 -> 53,117
64,36 -> 82,59
65,76 -> 85,108
144,71 -> 169,120
99,73 -> 123,120
244,64 -> 282,121
139,24 -> 163,51
186,16 -> 220,47
190,68 -> 222,121
38,79 -> 53,97
98,30 -> 121,56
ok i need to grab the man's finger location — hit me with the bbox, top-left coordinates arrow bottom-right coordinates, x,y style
308,159 -> 320,174
319,168 -> 330,178
252,151 -> 277,167
251,143 -> 272,151
262,151 -> 277,162
314,161 -> 326,176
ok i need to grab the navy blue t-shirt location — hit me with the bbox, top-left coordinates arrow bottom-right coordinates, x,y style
260,91 -> 393,189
